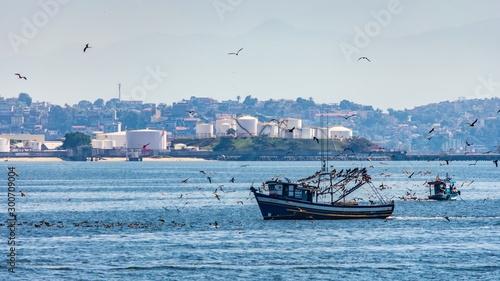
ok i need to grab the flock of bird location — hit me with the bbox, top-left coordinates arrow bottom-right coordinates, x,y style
11,45 -> 498,227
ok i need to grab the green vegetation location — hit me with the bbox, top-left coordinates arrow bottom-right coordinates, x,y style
171,136 -> 370,152
61,132 -> 92,149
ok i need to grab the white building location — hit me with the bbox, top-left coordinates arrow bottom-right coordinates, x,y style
95,132 -> 127,148
0,138 -> 10,152
196,123 -> 214,138
236,116 -> 258,137
257,122 -> 279,137
126,129 -> 167,150
329,126 -> 353,139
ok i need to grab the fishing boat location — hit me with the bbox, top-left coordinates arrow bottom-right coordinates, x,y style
427,175 -> 460,200
251,167 -> 395,220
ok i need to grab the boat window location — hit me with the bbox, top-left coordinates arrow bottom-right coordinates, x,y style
275,184 -> 282,191
268,184 -> 275,191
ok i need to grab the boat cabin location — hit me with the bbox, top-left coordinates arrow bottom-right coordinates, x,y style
266,181 -> 314,202
427,178 -> 460,200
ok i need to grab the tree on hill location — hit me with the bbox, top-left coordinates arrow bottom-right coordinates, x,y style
78,100 -> 93,109
243,95 -> 258,107
341,137 -> 372,152
61,132 -> 91,149
213,137 -> 236,151
18,93 -> 32,106
93,98 -> 105,108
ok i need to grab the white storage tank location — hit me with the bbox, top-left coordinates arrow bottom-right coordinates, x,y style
102,140 -> 116,149
281,118 -> 302,130
24,141 -> 42,151
215,118 -> 236,136
236,116 -> 258,137
329,126 -> 353,139
299,127 -> 315,139
196,123 -> 214,138
316,127 -> 328,139
126,129 -> 167,150
279,118 -> 302,138
92,140 -> 104,149
96,131 -> 127,148
219,123 -> 233,136
257,123 -> 279,137
0,138 -> 10,152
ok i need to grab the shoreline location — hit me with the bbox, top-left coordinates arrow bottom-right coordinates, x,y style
1,157 -> 210,162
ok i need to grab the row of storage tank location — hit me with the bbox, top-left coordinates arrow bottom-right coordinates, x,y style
0,129 -> 168,152
196,116 -> 352,139
93,129 -> 168,150
0,138 -> 46,152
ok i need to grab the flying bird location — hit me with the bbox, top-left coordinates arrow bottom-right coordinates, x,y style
228,48 -> 243,55
229,177 -> 235,183
313,136 -> 319,144
428,128 -> 435,134
180,178 -> 188,183
20,190 -> 28,198
444,216 -> 450,222
288,127 -> 295,132
142,143 -> 150,149
83,43 -> 91,52
358,57 -> 371,62
468,160 -> 478,166
207,176 -> 212,183
493,160 -> 498,167
467,119 -> 478,127
426,136 -> 433,140
14,73 -> 27,80
465,140 -> 472,146
344,114 -> 356,120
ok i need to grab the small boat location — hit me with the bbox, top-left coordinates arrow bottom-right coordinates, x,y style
427,175 -> 460,200
251,167 -> 395,220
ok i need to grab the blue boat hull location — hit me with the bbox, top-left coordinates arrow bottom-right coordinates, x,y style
428,193 -> 458,200
252,191 -> 394,220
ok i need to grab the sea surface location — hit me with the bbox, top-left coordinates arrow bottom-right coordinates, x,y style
2,160 -> 499,280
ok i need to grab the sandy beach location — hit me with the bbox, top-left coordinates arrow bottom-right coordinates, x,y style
1,157 -> 210,162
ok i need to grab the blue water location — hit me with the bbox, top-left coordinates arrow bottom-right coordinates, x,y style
2,160 -> 500,280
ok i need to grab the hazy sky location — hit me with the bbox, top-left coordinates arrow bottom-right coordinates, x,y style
1,0 -> 500,110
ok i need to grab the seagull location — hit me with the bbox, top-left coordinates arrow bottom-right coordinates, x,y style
465,140 -> 472,146
229,177 -> 235,183
83,43 -> 91,52
142,143 -> 150,149
288,127 -> 295,132
358,57 -> 371,62
344,114 -> 356,120
468,160 -> 478,166
428,128 -> 435,134
313,136 -> 319,144
180,178 -> 188,183
467,119 -> 478,127
493,160 -> 498,167
207,176 -> 212,183
426,136 -> 433,140
15,73 -> 27,80
444,216 -> 450,222
20,190 -> 28,198
228,48 -> 243,55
